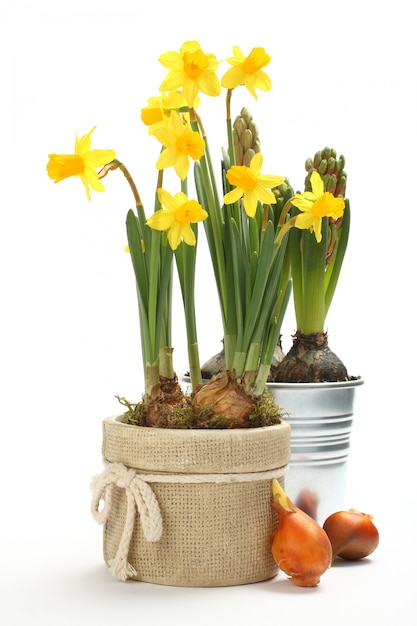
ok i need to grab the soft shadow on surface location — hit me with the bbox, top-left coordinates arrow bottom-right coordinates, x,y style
254,575 -> 326,595
330,556 -> 375,569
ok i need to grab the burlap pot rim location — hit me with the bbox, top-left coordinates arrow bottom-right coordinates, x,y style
102,415 -> 291,475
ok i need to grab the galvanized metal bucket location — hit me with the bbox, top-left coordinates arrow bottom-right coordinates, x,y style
268,379 -> 364,523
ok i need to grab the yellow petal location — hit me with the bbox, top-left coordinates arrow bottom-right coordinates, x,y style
79,174 -> 91,201
254,185 -> 276,205
254,69 -> 272,91
159,71 -> 186,93
198,71 -> 221,97
224,187 -> 243,205
244,74 -> 257,99
295,212 -> 315,231
155,148 -> 177,171
243,190 -> 259,217
157,188 -> 179,211
158,51 -> 183,70
84,168 -> 105,190
84,149 -> 116,169
291,196 -> 314,212
310,171 -> 324,197
257,174 -> 283,188
180,40 -> 202,55
312,218 -> 323,243
75,127 -> 95,156
173,153 -> 190,180
167,221 -> 183,250
180,223 -> 196,246
182,79 -> 200,108
147,209 -> 175,231
221,66 -> 245,89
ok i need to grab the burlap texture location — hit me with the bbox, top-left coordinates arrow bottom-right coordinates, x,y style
102,416 -> 291,587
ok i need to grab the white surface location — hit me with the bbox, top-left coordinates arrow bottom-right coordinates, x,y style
1,1 -> 416,624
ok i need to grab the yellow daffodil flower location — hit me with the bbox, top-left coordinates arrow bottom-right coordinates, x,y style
46,127 -> 115,200
141,91 -> 188,130
152,110 -> 205,180
147,189 -> 208,250
221,46 -> 272,100
158,40 -> 221,108
223,153 -> 283,217
291,171 -> 345,242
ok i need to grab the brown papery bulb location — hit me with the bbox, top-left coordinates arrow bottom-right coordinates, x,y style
271,479 -> 332,587
323,509 -> 379,560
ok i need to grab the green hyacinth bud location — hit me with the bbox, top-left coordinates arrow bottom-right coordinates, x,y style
327,156 -> 336,175
232,108 -> 261,166
326,174 -> 337,195
271,178 -> 294,228
243,148 -> 256,167
242,128 -> 254,153
335,173 -> 347,197
318,159 -> 328,175
313,150 -> 322,169
304,147 -> 347,198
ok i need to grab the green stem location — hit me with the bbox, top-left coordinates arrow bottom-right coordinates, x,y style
145,362 -> 160,398
158,346 -> 175,379
300,219 -> 328,334
175,228 -> 201,391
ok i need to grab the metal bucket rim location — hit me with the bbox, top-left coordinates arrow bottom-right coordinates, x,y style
268,378 -> 364,391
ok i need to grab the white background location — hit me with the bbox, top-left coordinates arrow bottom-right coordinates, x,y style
1,0 -> 416,623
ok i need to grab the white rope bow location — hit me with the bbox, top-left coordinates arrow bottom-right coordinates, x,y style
90,462 -> 163,581
91,461 -> 288,581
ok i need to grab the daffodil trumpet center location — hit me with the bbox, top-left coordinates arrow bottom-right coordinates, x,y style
242,47 -> 270,74
311,193 -> 339,218
227,165 -> 257,190
47,154 -> 84,181
183,50 -> 209,78
174,200 -> 202,224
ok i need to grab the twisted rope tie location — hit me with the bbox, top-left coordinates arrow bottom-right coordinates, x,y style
90,463 -> 163,581
91,461 -> 288,581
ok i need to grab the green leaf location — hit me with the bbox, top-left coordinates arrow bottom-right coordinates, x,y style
126,209 -> 149,312
325,199 -> 350,316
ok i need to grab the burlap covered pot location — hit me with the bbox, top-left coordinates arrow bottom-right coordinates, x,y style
91,415 -> 291,587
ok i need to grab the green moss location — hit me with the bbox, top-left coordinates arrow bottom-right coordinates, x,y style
116,395 -> 147,426
116,390 -> 286,429
248,391 -> 286,427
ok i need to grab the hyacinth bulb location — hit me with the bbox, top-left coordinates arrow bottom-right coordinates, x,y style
271,479 -> 332,587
